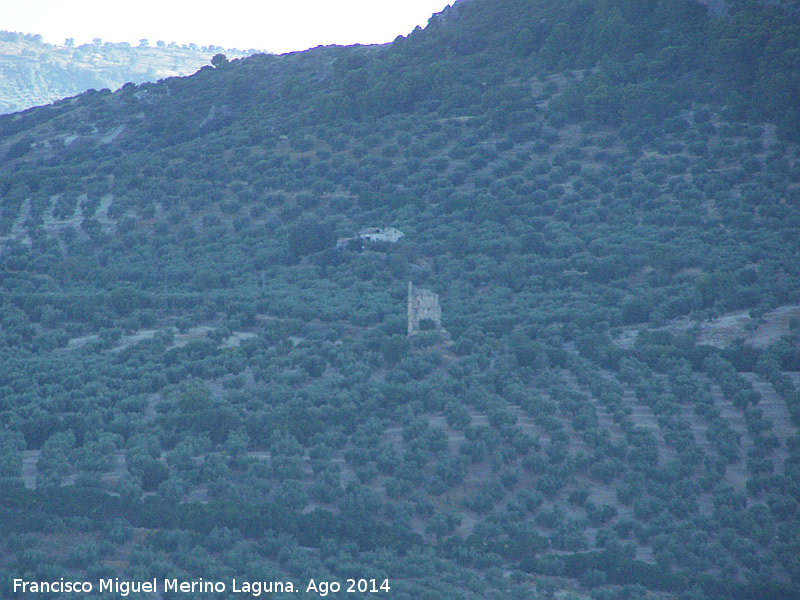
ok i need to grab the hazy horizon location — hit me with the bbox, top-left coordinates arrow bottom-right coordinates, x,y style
2,0 -> 453,54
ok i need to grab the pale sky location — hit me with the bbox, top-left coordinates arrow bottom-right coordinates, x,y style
1,0 -> 453,54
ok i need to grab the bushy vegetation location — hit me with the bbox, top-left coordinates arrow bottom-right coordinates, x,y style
0,1 -> 799,598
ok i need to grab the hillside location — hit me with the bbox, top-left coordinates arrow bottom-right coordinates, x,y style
0,31 -> 258,115
1,1 -> 799,599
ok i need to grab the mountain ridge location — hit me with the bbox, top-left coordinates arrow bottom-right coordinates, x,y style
0,1 -> 799,598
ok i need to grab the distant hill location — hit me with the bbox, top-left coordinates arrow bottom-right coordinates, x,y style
1,1 -> 799,599
0,30 -> 261,114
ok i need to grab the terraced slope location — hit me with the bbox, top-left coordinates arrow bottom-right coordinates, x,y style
1,1 -> 799,599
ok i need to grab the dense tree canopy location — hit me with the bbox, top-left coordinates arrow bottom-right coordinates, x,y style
0,1 -> 799,599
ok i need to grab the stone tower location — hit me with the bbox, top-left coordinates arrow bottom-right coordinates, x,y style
407,282 -> 442,335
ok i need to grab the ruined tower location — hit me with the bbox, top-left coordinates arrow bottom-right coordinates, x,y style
407,282 -> 442,335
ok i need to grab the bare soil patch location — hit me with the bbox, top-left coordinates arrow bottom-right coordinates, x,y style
21,450 -> 39,489
613,303 -> 800,349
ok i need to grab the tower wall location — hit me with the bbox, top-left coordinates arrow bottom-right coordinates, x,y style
407,282 -> 442,335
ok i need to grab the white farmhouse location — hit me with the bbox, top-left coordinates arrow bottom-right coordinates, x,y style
359,227 -> 405,243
